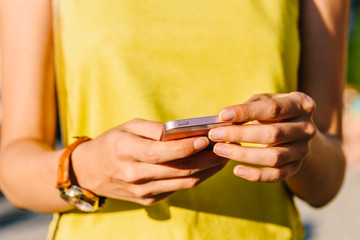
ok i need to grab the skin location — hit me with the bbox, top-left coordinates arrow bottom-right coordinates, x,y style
0,0 -> 349,213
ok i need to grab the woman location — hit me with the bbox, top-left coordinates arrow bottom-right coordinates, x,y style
0,0 -> 349,239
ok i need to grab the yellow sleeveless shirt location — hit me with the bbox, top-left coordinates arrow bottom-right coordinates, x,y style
50,0 -> 304,239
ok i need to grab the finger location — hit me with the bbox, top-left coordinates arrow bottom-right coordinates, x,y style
209,120 -> 316,144
139,192 -> 175,206
245,93 -> 283,103
93,179 -> 175,206
213,141 -> 309,167
219,92 -> 316,123
120,132 -> 210,164
120,118 -> 164,140
131,163 -> 227,198
129,192 -> 175,206
104,163 -> 226,205
112,150 -> 228,183
106,185 -> 175,206
233,162 -> 301,183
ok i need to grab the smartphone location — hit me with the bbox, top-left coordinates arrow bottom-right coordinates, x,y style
160,115 -> 232,141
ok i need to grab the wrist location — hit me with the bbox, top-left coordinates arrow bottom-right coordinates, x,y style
56,136 -> 106,212
71,139 -> 95,190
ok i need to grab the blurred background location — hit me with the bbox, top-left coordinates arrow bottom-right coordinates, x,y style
2,1 -> 360,240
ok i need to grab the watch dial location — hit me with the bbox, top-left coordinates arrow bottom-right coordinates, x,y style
61,186 -> 97,212
76,200 -> 96,212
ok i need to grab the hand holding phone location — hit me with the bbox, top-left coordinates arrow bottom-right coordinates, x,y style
160,115 -> 232,141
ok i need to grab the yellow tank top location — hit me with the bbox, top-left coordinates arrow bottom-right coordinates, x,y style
50,0 -> 304,239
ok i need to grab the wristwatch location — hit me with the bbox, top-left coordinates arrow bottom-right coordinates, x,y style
56,136 -> 106,212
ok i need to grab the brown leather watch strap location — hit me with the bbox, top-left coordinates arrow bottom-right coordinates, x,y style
56,136 -> 91,190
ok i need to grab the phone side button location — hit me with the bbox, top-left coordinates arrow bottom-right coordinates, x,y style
177,121 -> 190,126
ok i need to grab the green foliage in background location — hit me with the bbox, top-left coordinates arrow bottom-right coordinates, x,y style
348,0 -> 360,90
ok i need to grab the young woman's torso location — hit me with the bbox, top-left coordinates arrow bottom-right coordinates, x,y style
50,1 -> 304,239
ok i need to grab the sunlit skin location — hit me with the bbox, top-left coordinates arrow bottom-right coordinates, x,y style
0,0 -> 349,213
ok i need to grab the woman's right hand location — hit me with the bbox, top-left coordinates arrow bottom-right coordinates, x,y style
71,119 -> 227,206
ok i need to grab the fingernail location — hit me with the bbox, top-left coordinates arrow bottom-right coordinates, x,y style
209,129 -> 225,140
193,137 -> 209,150
220,110 -> 236,121
214,144 -> 231,156
234,167 -> 248,177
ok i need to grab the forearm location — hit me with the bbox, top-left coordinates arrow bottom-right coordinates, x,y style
0,140 -> 71,213
299,0 -> 349,134
288,0 -> 349,207
285,131 -> 345,207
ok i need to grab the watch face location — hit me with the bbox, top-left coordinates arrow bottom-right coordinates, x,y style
61,186 -> 98,212
75,199 -> 96,212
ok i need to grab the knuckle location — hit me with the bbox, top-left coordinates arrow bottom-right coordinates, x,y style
121,168 -> 141,184
179,169 -> 195,177
129,118 -> 143,124
266,99 -> 281,119
114,137 -> 130,159
132,186 -> 149,199
304,122 -> 317,138
238,105 -> 250,120
290,91 -> 308,101
144,149 -> 161,164
173,143 -> 191,157
237,147 -> 246,161
269,150 -> 282,167
252,94 -> 262,99
121,118 -> 145,130
268,170 -> 282,183
183,178 -> 200,189
249,94 -> 266,102
140,198 -> 157,206
299,93 -> 316,114
267,126 -> 281,144
289,91 -> 303,98
249,172 -> 261,182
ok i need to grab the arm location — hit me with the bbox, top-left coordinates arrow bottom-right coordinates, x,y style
285,0 -> 349,207
209,0 -> 349,207
0,0 -> 67,212
0,1 -> 225,213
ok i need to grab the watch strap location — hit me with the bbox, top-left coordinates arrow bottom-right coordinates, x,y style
56,136 -> 91,190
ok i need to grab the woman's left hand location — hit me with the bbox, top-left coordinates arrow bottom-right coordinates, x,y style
209,92 -> 317,183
